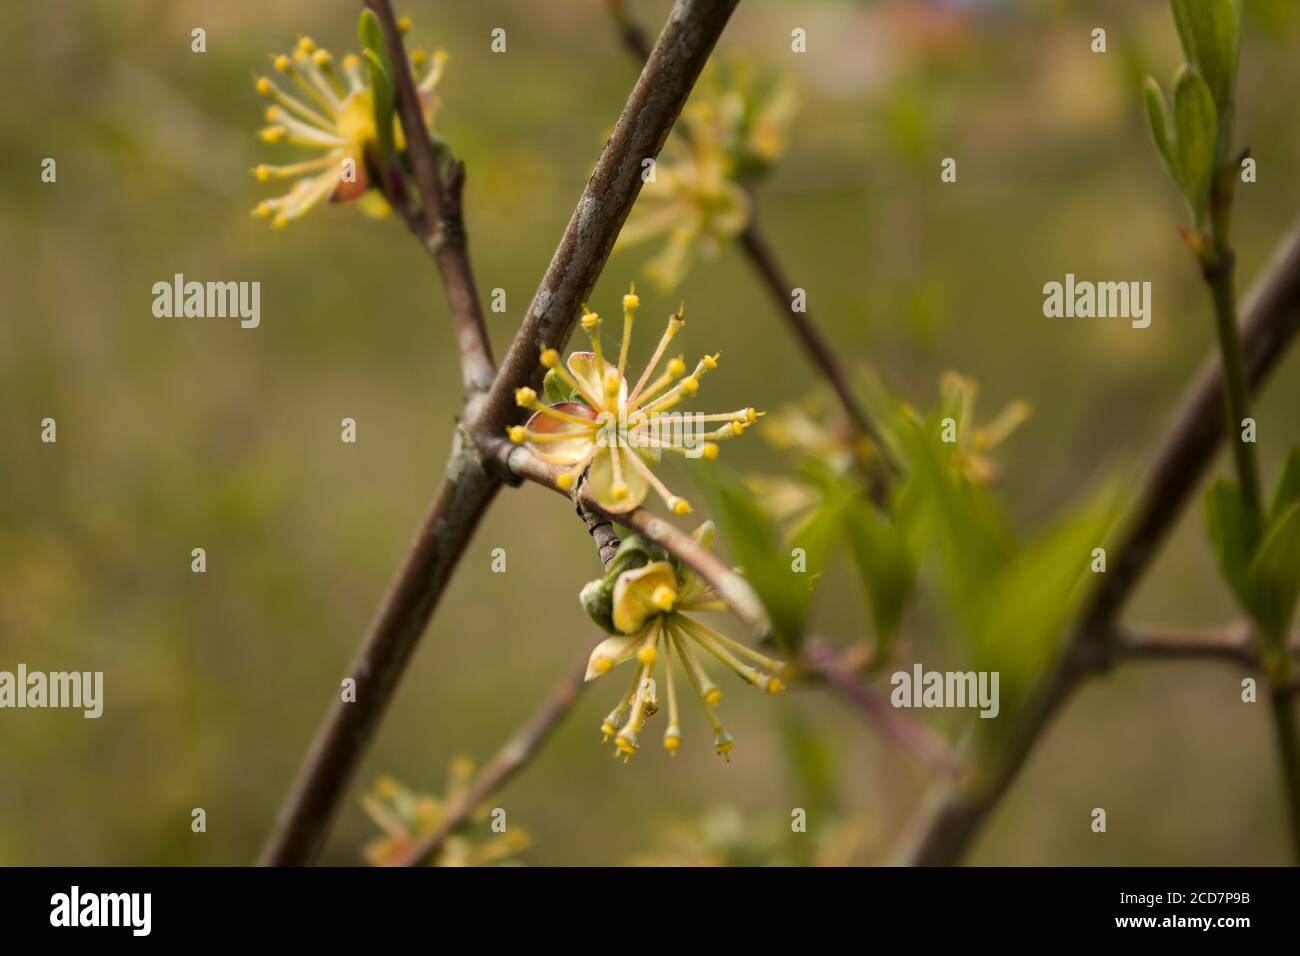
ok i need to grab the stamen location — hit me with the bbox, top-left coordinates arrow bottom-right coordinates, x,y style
252,155 -> 337,180
580,307 -> 606,373
679,614 -> 786,675
258,79 -> 336,132
418,49 -> 449,94
629,310 -> 685,404
617,283 -> 638,382
677,616 -> 784,693
607,445 -> 629,502
293,47 -> 343,113
342,54 -> 364,91
556,448 -> 598,490
507,427 -> 592,444
622,448 -> 691,515
670,623 -> 721,707
601,668 -> 643,743
630,356 -> 686,410
662,632 -> 681,754
638,355 -> 719,416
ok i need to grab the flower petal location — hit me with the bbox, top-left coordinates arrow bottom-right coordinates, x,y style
588,446 -> 648,513
524,402 -> 597,465
567,352 -> 626,408
612,560 -> 678,634
585,632 -> 643,680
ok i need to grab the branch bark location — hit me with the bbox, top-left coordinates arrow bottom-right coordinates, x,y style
259,0 -> 741,867
904,216 -> 1300,866
392,640 -> 599,867
803,637 -> 960,775
367,0 -> 495,395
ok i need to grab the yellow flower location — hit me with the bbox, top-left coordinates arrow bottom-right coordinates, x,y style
584,522 -> 786,762
930,372 -> 1031,487
359,759 -> 529,866
616,57 -> 798,289
250,29 -> 447,228
508,284 -> 761,514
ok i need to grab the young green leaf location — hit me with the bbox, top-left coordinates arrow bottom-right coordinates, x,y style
1205,478 -> 1258,613
844,497 -> 916,661
1269,447 -> 1300,526
542,368 -> 580,406
1247,502 -> 1300,647
1173,66 -> 1218,226
1170,0 -> 1242,117
1143,77 -> 1182,192
363,49 -> 397,160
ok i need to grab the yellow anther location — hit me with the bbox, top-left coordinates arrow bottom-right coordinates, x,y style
507,425 -> 527,444
312,49 -> 332,67
272,213 -> 289,229
259,127 -> 286,143
254,165 -> 271,182
539,348 -> 559,368
514,386 -> 537,406
255,76 -> 272,94
766,676 -> 786,695
615,736 -> 637,757
680,377 -> 700,396
397,16 -> 413,33
702,353 -> 718,370
611,481 -> 629,501
704,688 -> 722,706
600,720 -> 618,741
623,286 -> 640,310
293,49 -> 310,65
666,356 -> 687,377
651,586 -> 677,612
637,644 -> 657,665
274,54 -> 292,72
581,310 -> 600,330
251,202 -> 273,218
701,442 -> 719,461
264,105 -> 280,122
342,53 -> 360,70
745,407 -> 758,422
663,731 -> 681,754
670,496 -> 692,516
556,472 -> 574,490
729,421 -> 744,436
296,37 -> 316,54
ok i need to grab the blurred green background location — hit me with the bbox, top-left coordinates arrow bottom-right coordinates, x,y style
2,0 -> 1299,865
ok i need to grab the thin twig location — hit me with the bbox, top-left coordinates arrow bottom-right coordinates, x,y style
803,637 -> 960,775
259,0 -> 741,867
392,641 -> 599,867
904,216 -> 1300,866
367,0 -> 495,396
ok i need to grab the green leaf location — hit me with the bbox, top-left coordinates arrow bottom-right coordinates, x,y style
1173,66 -> 1218,225
542,368 -> 580,406
357,8 -> 391,76
1205,478 -> 1258,612
690,463 -> 837,653
1247,501 -> 1300,646
1171,0 -> 1242,117
844,496 -> 916,660
363,49 -> 397,160
1269,447 -> 1300,526
968,486 -> 1118,726
1143,77 -> 1182,192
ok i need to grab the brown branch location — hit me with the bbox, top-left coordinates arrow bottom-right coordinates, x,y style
391,640 -> 598,867
803,637 -> 960,775
607,1 -> 894,492
367,0 -> 495,395
259,0 -> 741,867
904,216 -> 1300,866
